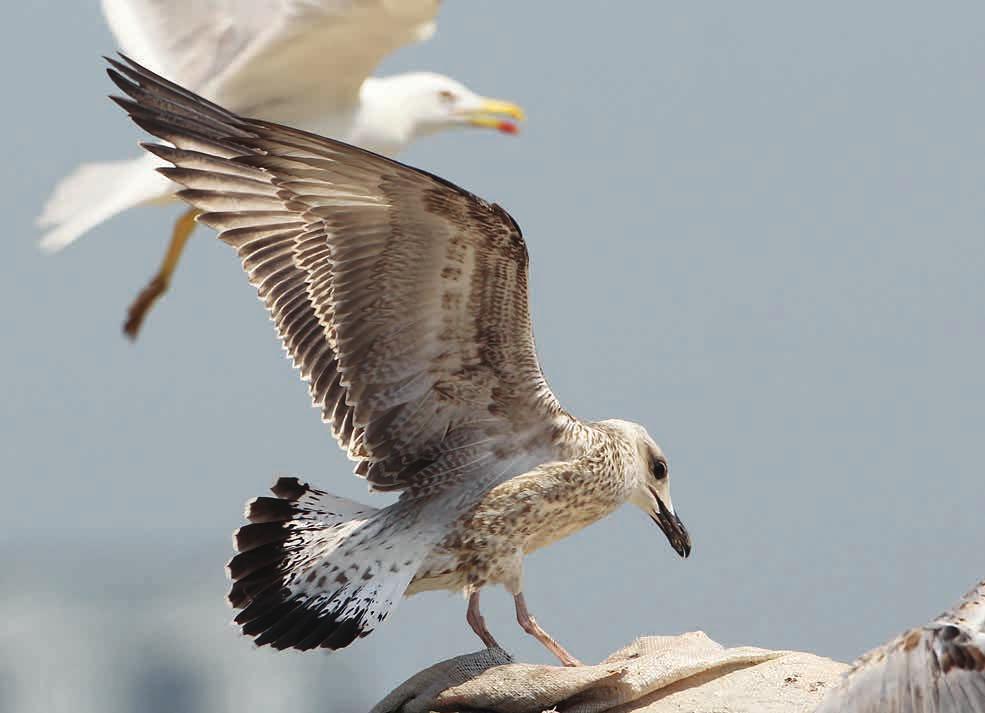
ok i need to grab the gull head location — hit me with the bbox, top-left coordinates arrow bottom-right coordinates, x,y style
614,420 -> 692,559
358,73 -> 525,151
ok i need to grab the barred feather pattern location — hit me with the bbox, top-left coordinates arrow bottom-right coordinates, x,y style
227,476 -> 434,650
107,54 -> 581,495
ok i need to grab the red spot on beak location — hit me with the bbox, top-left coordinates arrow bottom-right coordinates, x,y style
498,121 -> 519,135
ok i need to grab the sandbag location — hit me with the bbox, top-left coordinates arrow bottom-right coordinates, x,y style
371,631 -> 849,713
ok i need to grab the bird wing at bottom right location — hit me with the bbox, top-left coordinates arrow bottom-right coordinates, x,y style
816,579 -> 985,713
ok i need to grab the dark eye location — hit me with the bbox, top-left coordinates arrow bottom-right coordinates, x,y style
438,89 -> 456,103
652,459 -> 668,480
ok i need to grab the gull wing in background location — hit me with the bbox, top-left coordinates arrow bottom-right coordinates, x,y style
816,579 -> 985,713
101,0 -> 440,120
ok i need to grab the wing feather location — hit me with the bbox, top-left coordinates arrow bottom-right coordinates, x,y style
109,56 -> 574,492
816,580 -> 985,713
207,1 -> 440,121
102,0 -> 439,120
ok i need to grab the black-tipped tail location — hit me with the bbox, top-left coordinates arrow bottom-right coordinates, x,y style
227,477 -> 389,651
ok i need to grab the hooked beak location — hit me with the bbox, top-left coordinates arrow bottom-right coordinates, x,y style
650,497 -> 692,559
463,98 -> 526,135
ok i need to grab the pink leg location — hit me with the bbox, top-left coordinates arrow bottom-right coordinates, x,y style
467,591 -> 500,649
514,592 -> 582,666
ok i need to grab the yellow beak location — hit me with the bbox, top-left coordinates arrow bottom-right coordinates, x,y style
465,98 -> 526,134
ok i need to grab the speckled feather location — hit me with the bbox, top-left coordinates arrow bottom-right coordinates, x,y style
815,579 -> 985,713
409,421 -> 639,595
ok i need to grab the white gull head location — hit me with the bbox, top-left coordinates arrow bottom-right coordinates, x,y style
352,73 -> 525,155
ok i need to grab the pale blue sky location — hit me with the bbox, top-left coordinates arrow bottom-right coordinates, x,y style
3,1 -> 984,704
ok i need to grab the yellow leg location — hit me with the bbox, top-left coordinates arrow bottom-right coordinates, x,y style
123,208 -> 200,340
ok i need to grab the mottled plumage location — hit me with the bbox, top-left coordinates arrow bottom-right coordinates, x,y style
816,579 -> 985,713
107,56 -> 691,665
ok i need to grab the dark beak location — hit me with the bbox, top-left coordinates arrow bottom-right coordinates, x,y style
651,497 -> 692,558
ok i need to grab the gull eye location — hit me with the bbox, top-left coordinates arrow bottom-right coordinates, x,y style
437,89 -> 456,104
652,459 -> 668,481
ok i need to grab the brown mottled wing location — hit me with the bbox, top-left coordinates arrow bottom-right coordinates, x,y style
815,580 -> 985,713
107,56 -> 573,492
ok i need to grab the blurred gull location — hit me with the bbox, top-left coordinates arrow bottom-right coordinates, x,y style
39,0 -> 525,338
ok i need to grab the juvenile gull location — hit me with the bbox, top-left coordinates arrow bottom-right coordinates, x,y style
107,56 -> 691,666
40,0 -> 524,339
816,578 -> 985,712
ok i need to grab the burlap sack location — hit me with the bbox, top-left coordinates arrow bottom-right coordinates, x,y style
371,631 -> 848,713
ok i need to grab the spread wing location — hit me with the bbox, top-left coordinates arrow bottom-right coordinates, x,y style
816,580 -> 985,713
101,0 -> 439,118
107,56 -> 575,493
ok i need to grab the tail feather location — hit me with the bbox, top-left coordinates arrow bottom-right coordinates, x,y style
38,154 -> 174,252
227,476 -> 426,652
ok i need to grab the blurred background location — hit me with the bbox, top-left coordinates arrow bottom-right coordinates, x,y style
3,2 -> 984,712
